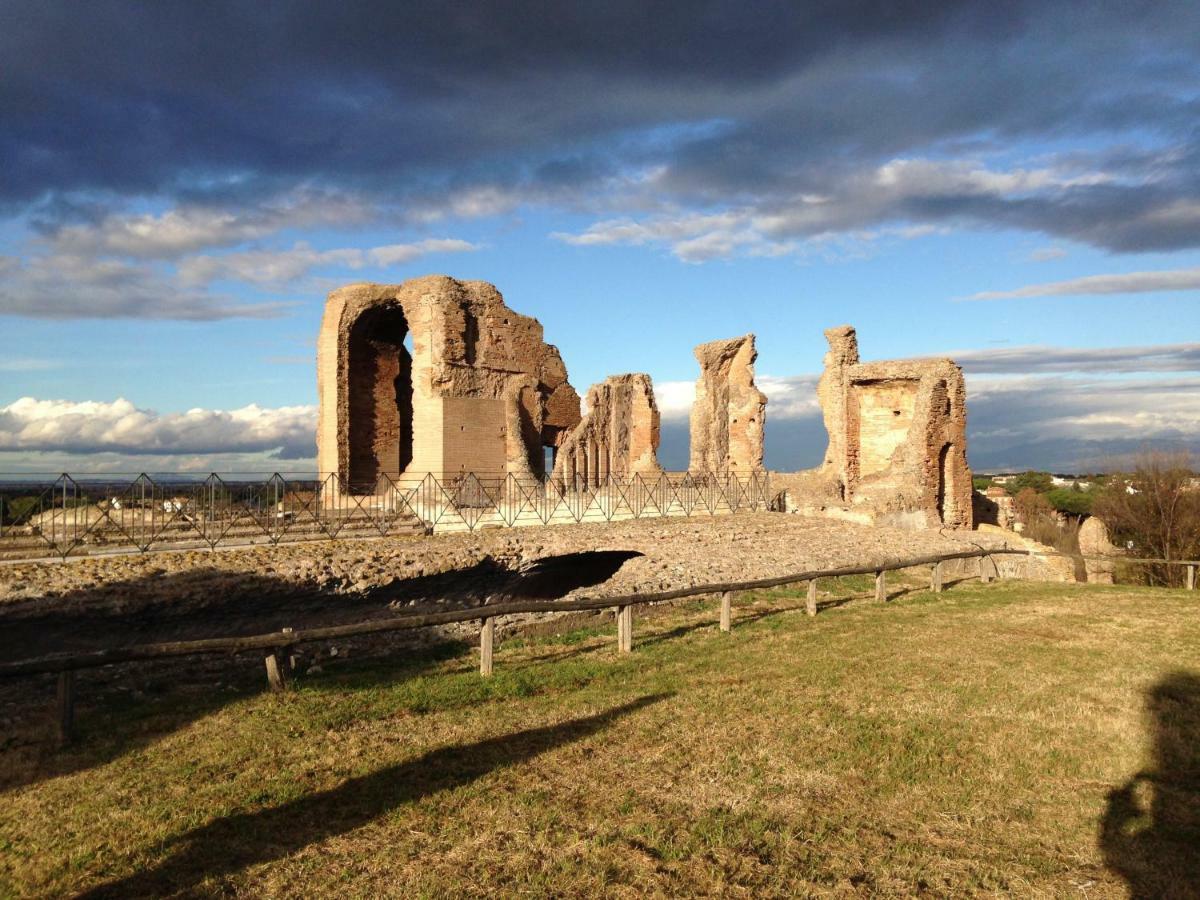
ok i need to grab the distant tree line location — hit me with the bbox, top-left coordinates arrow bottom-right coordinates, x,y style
976,451 -> 1200,587
974,471 -> 1102,516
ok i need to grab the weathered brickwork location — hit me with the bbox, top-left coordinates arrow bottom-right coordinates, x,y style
552,373 -> 662,485
689,335 -> 767,474
317,276 -> 581,487
778,325 -> 973,530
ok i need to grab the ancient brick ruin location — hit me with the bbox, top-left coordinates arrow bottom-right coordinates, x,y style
317,276 -> 580,488
777,325 -> 972,529
317,277 -> 777,506
315,274 -> 978,536
551,373 -> 662,486
689,335 -> 767,474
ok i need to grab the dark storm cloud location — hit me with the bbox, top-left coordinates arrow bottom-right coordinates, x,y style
0,2 -> 978,203
3,1 -> 1199,252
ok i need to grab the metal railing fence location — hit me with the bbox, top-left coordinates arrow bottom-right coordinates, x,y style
0,470 -> 772,560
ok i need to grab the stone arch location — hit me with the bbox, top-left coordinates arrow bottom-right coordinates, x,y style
317,277 -> 582,490
345,302 -> 412,490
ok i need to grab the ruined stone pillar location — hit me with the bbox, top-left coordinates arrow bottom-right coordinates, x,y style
689,335 -> 767,474
551,373 -> 663,485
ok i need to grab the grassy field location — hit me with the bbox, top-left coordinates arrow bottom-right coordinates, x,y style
2,575 -> 1198,898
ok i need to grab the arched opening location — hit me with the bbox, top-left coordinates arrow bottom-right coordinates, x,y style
346,304 -> 412,491
936,443 -> 952,524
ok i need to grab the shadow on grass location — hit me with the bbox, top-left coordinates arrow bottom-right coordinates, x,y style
0,551 -> 643,791
0,636 -> 474,794
77,693 -> 669,899
1099,670 -> 1200,898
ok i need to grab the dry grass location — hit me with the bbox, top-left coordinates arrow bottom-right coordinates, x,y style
2,574 -> 1198,898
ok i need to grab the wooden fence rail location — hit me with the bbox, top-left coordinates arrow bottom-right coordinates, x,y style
6,544 -> 1199,745
0,547 -> 1023,681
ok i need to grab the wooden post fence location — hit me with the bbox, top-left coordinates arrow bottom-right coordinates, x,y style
616,604 -> 633,653
264,650 -> 288,692
979,555 -> 993,584
931,561 -> 943,593
0,545 -> 1068,745
264,627 -> 293,692
1188,564 -> 1196,591
480,617 -> 495,676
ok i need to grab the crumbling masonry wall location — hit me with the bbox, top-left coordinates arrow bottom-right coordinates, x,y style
318,276 -> 581,487
689,335 -> 767,473
779,325 -> 972,529
552,373 -> 662,486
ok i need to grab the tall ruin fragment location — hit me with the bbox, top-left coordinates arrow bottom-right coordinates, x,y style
689,335 -> 767,473
317,276 -> 581,488
789,325 -> 972,529
551,373 -> 662,486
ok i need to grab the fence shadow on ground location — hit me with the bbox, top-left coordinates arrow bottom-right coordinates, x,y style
75,693 -> 670,899
0,551 -> 644,792
1099,670 -> 1200,898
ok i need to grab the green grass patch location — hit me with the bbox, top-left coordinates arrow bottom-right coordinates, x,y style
1,577 -> 1197,897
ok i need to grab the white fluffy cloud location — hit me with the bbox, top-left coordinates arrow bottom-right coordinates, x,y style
3,188 -> 480,320
0,253 -> 290,320
0,397 -> 316,462
952,342 -> 1200,374
44,192 -> 379,260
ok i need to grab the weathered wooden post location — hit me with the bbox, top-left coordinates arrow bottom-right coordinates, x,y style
931,561 -> 943,593
720,591 -> 732,632
979,554 -> 993,584
480,616 -> 495,676
264,627 -> 293,692
1188,564 -> 1196,591
806,579 -> 818,617
616,604 -> 633,653
56,670 -> 75,747
875,569 -> 887,602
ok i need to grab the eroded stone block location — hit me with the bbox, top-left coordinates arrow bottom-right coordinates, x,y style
689,334 -> 767,474
1079,515 -> 1120,584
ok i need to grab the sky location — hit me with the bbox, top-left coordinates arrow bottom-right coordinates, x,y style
1,1 -> 1199,476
